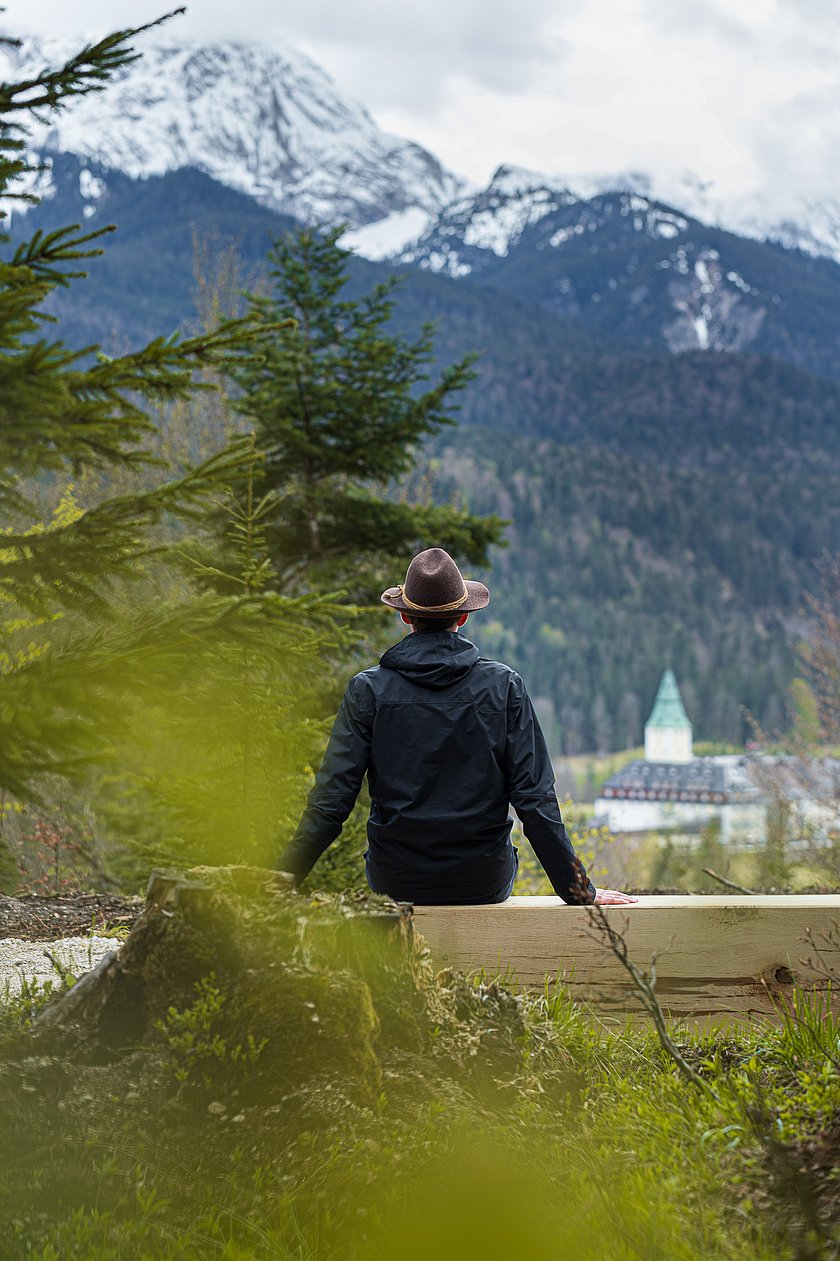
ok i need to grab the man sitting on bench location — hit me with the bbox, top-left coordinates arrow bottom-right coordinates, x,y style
279,548 -> 635,907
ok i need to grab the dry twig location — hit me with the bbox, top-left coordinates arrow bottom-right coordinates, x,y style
702,868 -> 757,895
586,905 -> 720,1101
800,920 -> 840,983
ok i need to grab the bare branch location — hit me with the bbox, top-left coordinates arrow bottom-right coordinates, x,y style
702,867 -> 757,895
586,905 -> 720,1101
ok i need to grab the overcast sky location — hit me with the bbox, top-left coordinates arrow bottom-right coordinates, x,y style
2,0 -> 838,207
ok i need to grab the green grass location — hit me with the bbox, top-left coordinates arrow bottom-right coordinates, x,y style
5,971 -> 840,1258
3,870 -> 840,1261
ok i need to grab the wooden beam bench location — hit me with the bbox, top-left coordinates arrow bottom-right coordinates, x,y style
411,895 -> 840,1026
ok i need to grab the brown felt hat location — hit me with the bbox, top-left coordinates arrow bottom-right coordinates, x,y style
381,548 -> 490,617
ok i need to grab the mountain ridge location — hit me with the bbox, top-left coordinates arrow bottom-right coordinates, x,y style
396,167 -> 840,378
394,162 -> 840,269
4,32 -> 840,270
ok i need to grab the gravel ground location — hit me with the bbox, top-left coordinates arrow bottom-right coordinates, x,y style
0,892 -> 143,941
0,935 -> 123,998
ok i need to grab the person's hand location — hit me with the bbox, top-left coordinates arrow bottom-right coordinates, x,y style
593,888 -> 638,905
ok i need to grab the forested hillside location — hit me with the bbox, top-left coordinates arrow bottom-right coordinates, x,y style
12,157 -> 840,752
392,276 -> 840,751
420,432 -> 833,752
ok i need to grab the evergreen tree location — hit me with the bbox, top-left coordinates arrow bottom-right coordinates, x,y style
0,19 -> 264,619
228,226 -> 504,600
0,15 -> 323,826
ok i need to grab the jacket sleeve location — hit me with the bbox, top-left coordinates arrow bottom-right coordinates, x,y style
505,674 -> 596,905
277,675 -> 373,883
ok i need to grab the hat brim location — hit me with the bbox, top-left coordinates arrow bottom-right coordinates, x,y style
380,579 -> 490,615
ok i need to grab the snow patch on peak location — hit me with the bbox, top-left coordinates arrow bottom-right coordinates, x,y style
79,169 -> 105,200
396,171 -> 697,273
549,223 -> 586,247
572,167 -> 840,265
663,245 -> 766,353
616,194 -> 689,240
343,207 -> 432,260
397,168 -> 584,271
462,187 -> 558,256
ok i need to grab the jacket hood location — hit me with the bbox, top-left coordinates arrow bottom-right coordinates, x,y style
379,631 -> 480,690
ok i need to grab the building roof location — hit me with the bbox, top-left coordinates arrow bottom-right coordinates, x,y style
646,669 -> 691,730
747,756 -> 840,803
597,754 -> 840,809
598,756 -> 760,803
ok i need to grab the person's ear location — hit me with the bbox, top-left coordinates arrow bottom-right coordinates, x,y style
400,612 -> 412,626
456,613 -> 469,628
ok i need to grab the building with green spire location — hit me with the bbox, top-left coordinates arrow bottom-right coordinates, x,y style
594,669 -> 835,845
644,669 -> 693,763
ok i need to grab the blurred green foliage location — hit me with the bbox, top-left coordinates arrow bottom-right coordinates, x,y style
3,874 -> 839,1260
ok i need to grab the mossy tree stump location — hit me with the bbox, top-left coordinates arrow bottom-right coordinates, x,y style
30,865 -> 418,1107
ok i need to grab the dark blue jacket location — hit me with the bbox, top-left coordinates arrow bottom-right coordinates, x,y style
279,631 -> 595,905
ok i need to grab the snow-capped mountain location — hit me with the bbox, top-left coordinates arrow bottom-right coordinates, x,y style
396,164 -> 840,272
5,31 -> 840,271
0,34 -> 464,234
398,166 -> 591,276
4,28 -> 840,374
393,164 -> 840,372
395,166 -> 767,353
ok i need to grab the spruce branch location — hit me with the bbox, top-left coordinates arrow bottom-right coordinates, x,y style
88,318 -> 292,400
0,319 -> 289,494
0,12 -> 186,119
0,437 -> 262,613
11,222 -> 117,285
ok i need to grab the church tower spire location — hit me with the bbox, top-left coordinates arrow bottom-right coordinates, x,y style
644,669 -> 693,763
